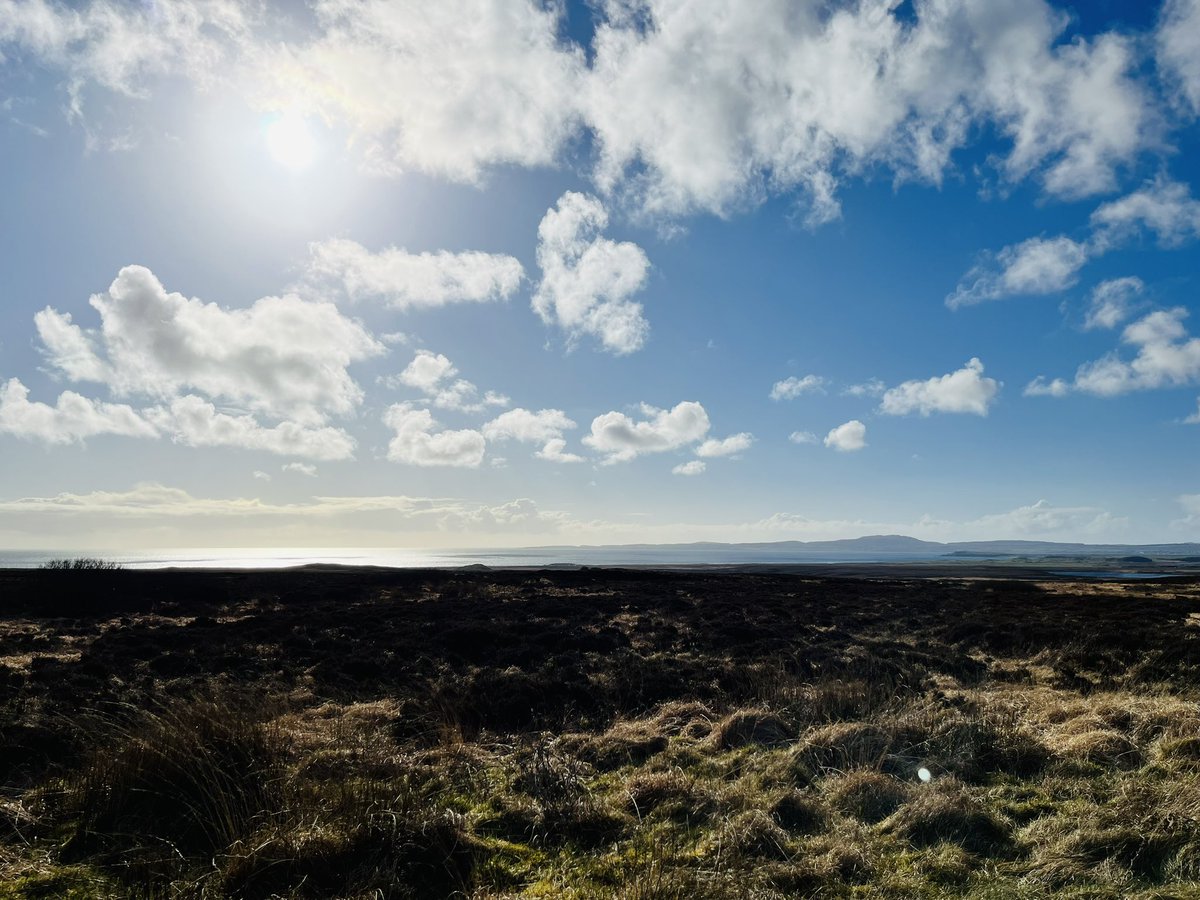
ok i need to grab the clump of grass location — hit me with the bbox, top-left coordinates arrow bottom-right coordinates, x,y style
703,810 -> 795,862
791,721 -> 894,780
882,780 -> 1013,856
217,806 -> 477,900
57,697 -> 282,868
768,789 -> 827,834
561,718 -> 669,771
624,769 -> 716,823
708,708 -> 795,751
508,738 -> 628,847
826,770 -> 911,823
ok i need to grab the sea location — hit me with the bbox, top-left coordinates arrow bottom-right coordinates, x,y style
0,546 -> 956,570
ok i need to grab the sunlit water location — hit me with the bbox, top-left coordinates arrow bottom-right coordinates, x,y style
0,547 -> 955,570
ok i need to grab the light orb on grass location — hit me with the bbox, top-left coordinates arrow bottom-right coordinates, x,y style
918,766 -> 933,783
264,110 -> 318,172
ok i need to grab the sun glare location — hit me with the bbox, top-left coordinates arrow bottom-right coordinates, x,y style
264,110 -> 317,172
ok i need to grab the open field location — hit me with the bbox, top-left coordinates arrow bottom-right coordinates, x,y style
2,567 -> 1200,898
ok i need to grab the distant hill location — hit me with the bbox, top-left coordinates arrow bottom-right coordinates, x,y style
522,534 -> 1200,559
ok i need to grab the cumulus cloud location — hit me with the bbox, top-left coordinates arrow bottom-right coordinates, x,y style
584,401 -> 710,463
788,430 -> 818,444
1023,376 -> 1071,398
672,460 -> 706,476
824,420 -> 866,452
36,266 -> 383,425
0,0 -> 248,115
382,403 -> 485,467
587,0 -> 1150,221
32,309 -> 108,381
844,379 -> 886,398
880,359 -> 1000,416
254,0 -> 584,183
0,378 -> 157,444
969,498 -> 1125,536
951,179 -> 1200,311
695,433 -> 754,458
1186,400 -> 1200,425
145,395 -> 356,460
1089,177 -> 1200,249
283,462 -> 317,476
1071,308 -> 1200,396
1158,0 -> 1200,115
769,375 -> 826,401
482,408 -> 583,462
1084,277 -> 1144,330
302,238 -> 524,310
391,350 -> 508,413
533,192 -> 650,354
535,439 -> 585,464
4,0 -> 1161,220
947,236 -> 1090,308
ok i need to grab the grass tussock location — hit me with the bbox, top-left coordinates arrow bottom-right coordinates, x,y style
1,567 -> 1199,897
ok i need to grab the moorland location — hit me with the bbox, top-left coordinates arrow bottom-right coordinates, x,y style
1,565 -> 1200,898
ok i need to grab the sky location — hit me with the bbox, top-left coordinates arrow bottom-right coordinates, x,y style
1,0 -> 1199,550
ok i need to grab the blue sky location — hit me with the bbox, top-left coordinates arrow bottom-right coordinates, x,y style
1,0 -> 1199,549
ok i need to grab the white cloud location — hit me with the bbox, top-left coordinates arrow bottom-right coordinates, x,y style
879,359 -> 1000,416
1158,0 -> 1200,115
0,0 -> 248,114
1070,308 -> 1200,396
144,395 -> 356,460
672,460 -> 706,476
1089,177 -> 1200,249
788,430 -> 818,444
695,432 -> 754,458
951,180 -> 1200,312
32,308 -> 107,381
0,377 -> 157,444
533,191 -> 650,355
302,238 -> 523,310
37,266 -> 383,426
1184,400 -> 1200,425
769,375 -> 826,401
824,420 -> 866,452
482,408 -> 583,463
254,0 -> 585,183
482,408 -> 575,444
947,236 -> 1090,308
4,1 -> 1158,221
253,470 -> 271,481
283,462 -> 317,477
382,403 -> 485,468
969,498 -> 1125,537
535,439 -> 585,464
391,350 -> 508,413
1084,277 -> 1144,330
584,400 -> 710,463
1023,376 -> 1071,398
587,0 -> 1151,222
844,379 -> 886,398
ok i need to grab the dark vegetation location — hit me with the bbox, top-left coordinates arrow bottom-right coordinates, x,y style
0,567 -> 1199,897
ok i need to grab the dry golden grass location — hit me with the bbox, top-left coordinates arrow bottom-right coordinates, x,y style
1,568 -> 1199,898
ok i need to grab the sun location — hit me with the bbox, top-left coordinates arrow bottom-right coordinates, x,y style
264,110 -> 318,172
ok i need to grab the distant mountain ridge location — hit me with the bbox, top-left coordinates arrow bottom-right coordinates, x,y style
525,534 -> 1200,557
